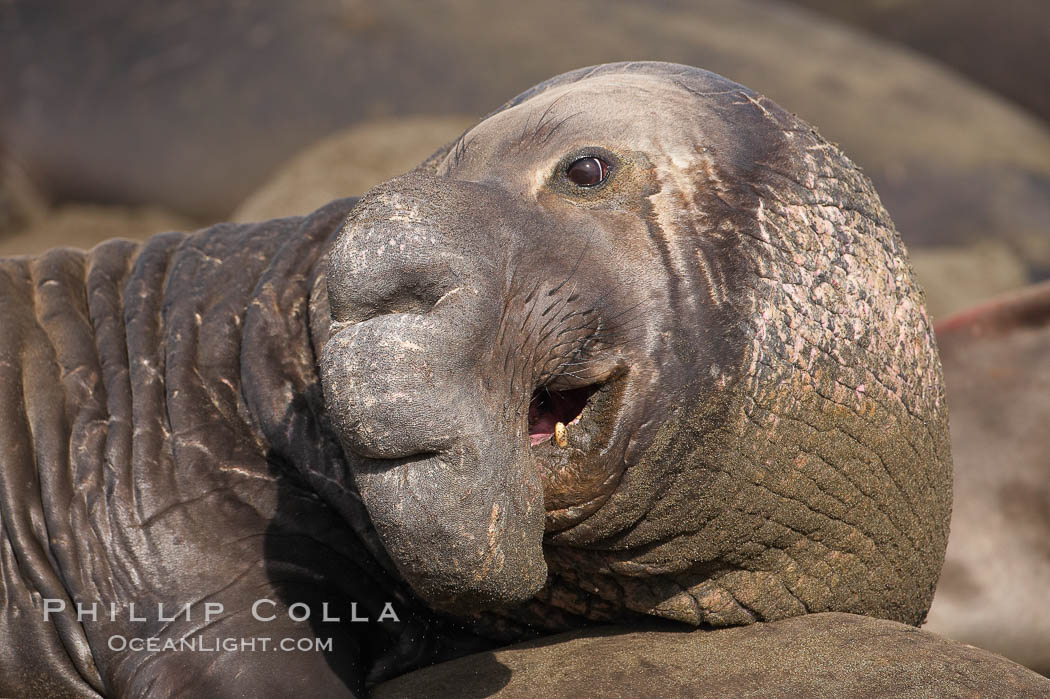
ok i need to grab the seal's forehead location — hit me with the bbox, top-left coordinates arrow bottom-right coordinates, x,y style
520,73 -> 689,109
442,69 -> 769,178
476,73 -> 713,150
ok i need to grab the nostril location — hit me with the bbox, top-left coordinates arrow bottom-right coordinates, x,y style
328,171 -> 509,325
347,444 -> 443,467
366,279 -> 455,320
327,257 -> 459,324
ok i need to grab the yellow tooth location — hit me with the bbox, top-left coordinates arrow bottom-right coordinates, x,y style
554,422 -> 568,448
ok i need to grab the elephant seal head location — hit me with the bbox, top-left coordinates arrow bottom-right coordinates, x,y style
320,62 -> 952,627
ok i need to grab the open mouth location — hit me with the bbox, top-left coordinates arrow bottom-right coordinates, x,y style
528,384 -> 602,446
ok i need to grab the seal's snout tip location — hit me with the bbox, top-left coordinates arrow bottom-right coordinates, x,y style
425,567 -> 548,615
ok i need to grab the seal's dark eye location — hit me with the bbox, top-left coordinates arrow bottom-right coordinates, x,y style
566,156 -> 609,187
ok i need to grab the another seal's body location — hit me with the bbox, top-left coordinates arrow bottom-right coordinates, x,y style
0,63 -> 953,696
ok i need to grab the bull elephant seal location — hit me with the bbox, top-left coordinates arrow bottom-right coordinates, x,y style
0,62 -> 951,696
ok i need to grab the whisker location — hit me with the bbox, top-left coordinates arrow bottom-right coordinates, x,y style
549,244 -> 590,296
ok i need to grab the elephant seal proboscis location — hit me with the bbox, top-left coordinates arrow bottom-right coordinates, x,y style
0,62 -> 952,697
